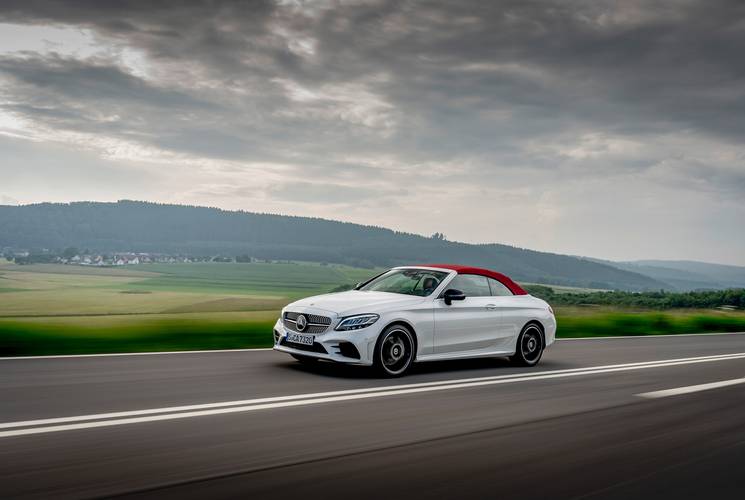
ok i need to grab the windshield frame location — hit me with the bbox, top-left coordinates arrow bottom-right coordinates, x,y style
357,267 -> 451,297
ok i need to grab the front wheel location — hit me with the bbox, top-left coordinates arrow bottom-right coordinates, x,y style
374,325 -> 415,377
510,323 -> 544,367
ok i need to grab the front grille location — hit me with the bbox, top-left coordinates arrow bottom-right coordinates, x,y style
283,311 -> 332,334
284,312 -> 332,325
279,338 -> 328,353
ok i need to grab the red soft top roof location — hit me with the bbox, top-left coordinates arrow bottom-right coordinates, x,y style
418,263 -> 528,295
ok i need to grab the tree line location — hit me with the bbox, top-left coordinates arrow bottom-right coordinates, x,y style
524,285 -> 745,309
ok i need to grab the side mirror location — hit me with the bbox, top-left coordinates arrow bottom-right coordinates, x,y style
354,282 -> 364,290
443,288 -> 466,305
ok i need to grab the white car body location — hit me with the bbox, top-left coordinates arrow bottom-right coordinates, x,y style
273,265 -> 556,370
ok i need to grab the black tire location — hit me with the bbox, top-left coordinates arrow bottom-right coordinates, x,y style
291,354 -> 319,364
510,323 -> 544,367
374,324 -> 415,377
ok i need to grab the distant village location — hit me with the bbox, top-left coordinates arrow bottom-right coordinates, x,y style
59,253 -> 208,266
2,248 -> 255,266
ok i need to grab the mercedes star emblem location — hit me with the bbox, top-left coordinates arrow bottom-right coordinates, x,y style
296,314 -> 307,332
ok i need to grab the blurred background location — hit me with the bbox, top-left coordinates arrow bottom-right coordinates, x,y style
0,200 -> 744,356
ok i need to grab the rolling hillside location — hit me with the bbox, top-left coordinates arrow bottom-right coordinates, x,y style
632,260 -> 745,289
595,260 -> 745,291
0,200 -> 677,291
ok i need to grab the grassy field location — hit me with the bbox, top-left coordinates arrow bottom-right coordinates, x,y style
1,262 -> 744,356
0,261 -> 381,355
0,262 -> 376,316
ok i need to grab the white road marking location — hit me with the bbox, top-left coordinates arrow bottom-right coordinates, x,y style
1,352 -> 733,429
556,331 -> 745,340
2,352 -> 745,438
636,377 -> 745,399
3,352 -> 742,430
0,347 -> 273,360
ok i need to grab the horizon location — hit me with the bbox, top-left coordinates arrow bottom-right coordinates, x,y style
1,1 -> 744,266
1,198 -> 742,269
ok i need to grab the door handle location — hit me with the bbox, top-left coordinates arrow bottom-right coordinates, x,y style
486,304 -> 498,311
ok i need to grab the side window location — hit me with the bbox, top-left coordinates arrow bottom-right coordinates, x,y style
488,277 -> 513,296
447,274 -> 491,297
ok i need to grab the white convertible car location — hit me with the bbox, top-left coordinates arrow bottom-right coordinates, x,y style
273,264 -> 556,376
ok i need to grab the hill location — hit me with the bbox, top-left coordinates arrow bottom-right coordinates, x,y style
597,260 -> 745,291
0,200 -> 669,291
632,260 -> 745,288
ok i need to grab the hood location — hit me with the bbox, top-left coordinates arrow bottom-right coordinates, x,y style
286,290 -> 426,316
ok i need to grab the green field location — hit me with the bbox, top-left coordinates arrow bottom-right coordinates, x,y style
0,262 -> 377,316
0,261 -> 380,355
1,262 -> 744,356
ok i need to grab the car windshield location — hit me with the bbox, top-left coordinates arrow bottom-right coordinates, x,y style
359,269 -> 449,296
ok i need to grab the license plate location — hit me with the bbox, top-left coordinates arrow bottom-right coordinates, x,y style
286,332 -> 314,346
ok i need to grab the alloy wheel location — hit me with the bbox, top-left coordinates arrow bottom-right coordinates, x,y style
379,328 -> 414,376
520,325 -> 543,364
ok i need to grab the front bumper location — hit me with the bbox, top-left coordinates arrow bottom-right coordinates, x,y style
272,318 -> 378,366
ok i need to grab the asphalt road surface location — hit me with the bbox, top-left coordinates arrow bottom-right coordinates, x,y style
2,333 -> 745,499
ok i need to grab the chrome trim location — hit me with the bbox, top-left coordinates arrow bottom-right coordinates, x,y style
283,311 -> 332,334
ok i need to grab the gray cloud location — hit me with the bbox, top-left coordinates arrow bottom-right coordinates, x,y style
268,180 -> 408,205
0,55 -> 208,108
0,1 -> 744,264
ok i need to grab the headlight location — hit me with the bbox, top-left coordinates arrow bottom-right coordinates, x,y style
335,314 -> 379,331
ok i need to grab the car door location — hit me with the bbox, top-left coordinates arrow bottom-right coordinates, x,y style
486,277 -> 522,350
433,274 -> 501,354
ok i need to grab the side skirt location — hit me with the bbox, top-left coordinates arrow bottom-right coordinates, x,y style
415,349 -> 516,363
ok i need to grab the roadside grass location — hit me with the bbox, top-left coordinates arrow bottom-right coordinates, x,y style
0,312 -> 276,356
555,308 -> 745,337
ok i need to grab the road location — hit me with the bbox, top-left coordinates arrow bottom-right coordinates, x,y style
2,333 -> 745,499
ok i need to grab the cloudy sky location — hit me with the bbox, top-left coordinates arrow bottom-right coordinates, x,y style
0,1 -> 744,265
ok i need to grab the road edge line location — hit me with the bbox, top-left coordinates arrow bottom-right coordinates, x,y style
1,331 -> 743,360
557,331 -> 745,341
0,347 -> 274,360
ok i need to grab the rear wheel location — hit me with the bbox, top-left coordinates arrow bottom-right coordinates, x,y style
510,323 -> 544,366
374,325 -> 415,377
